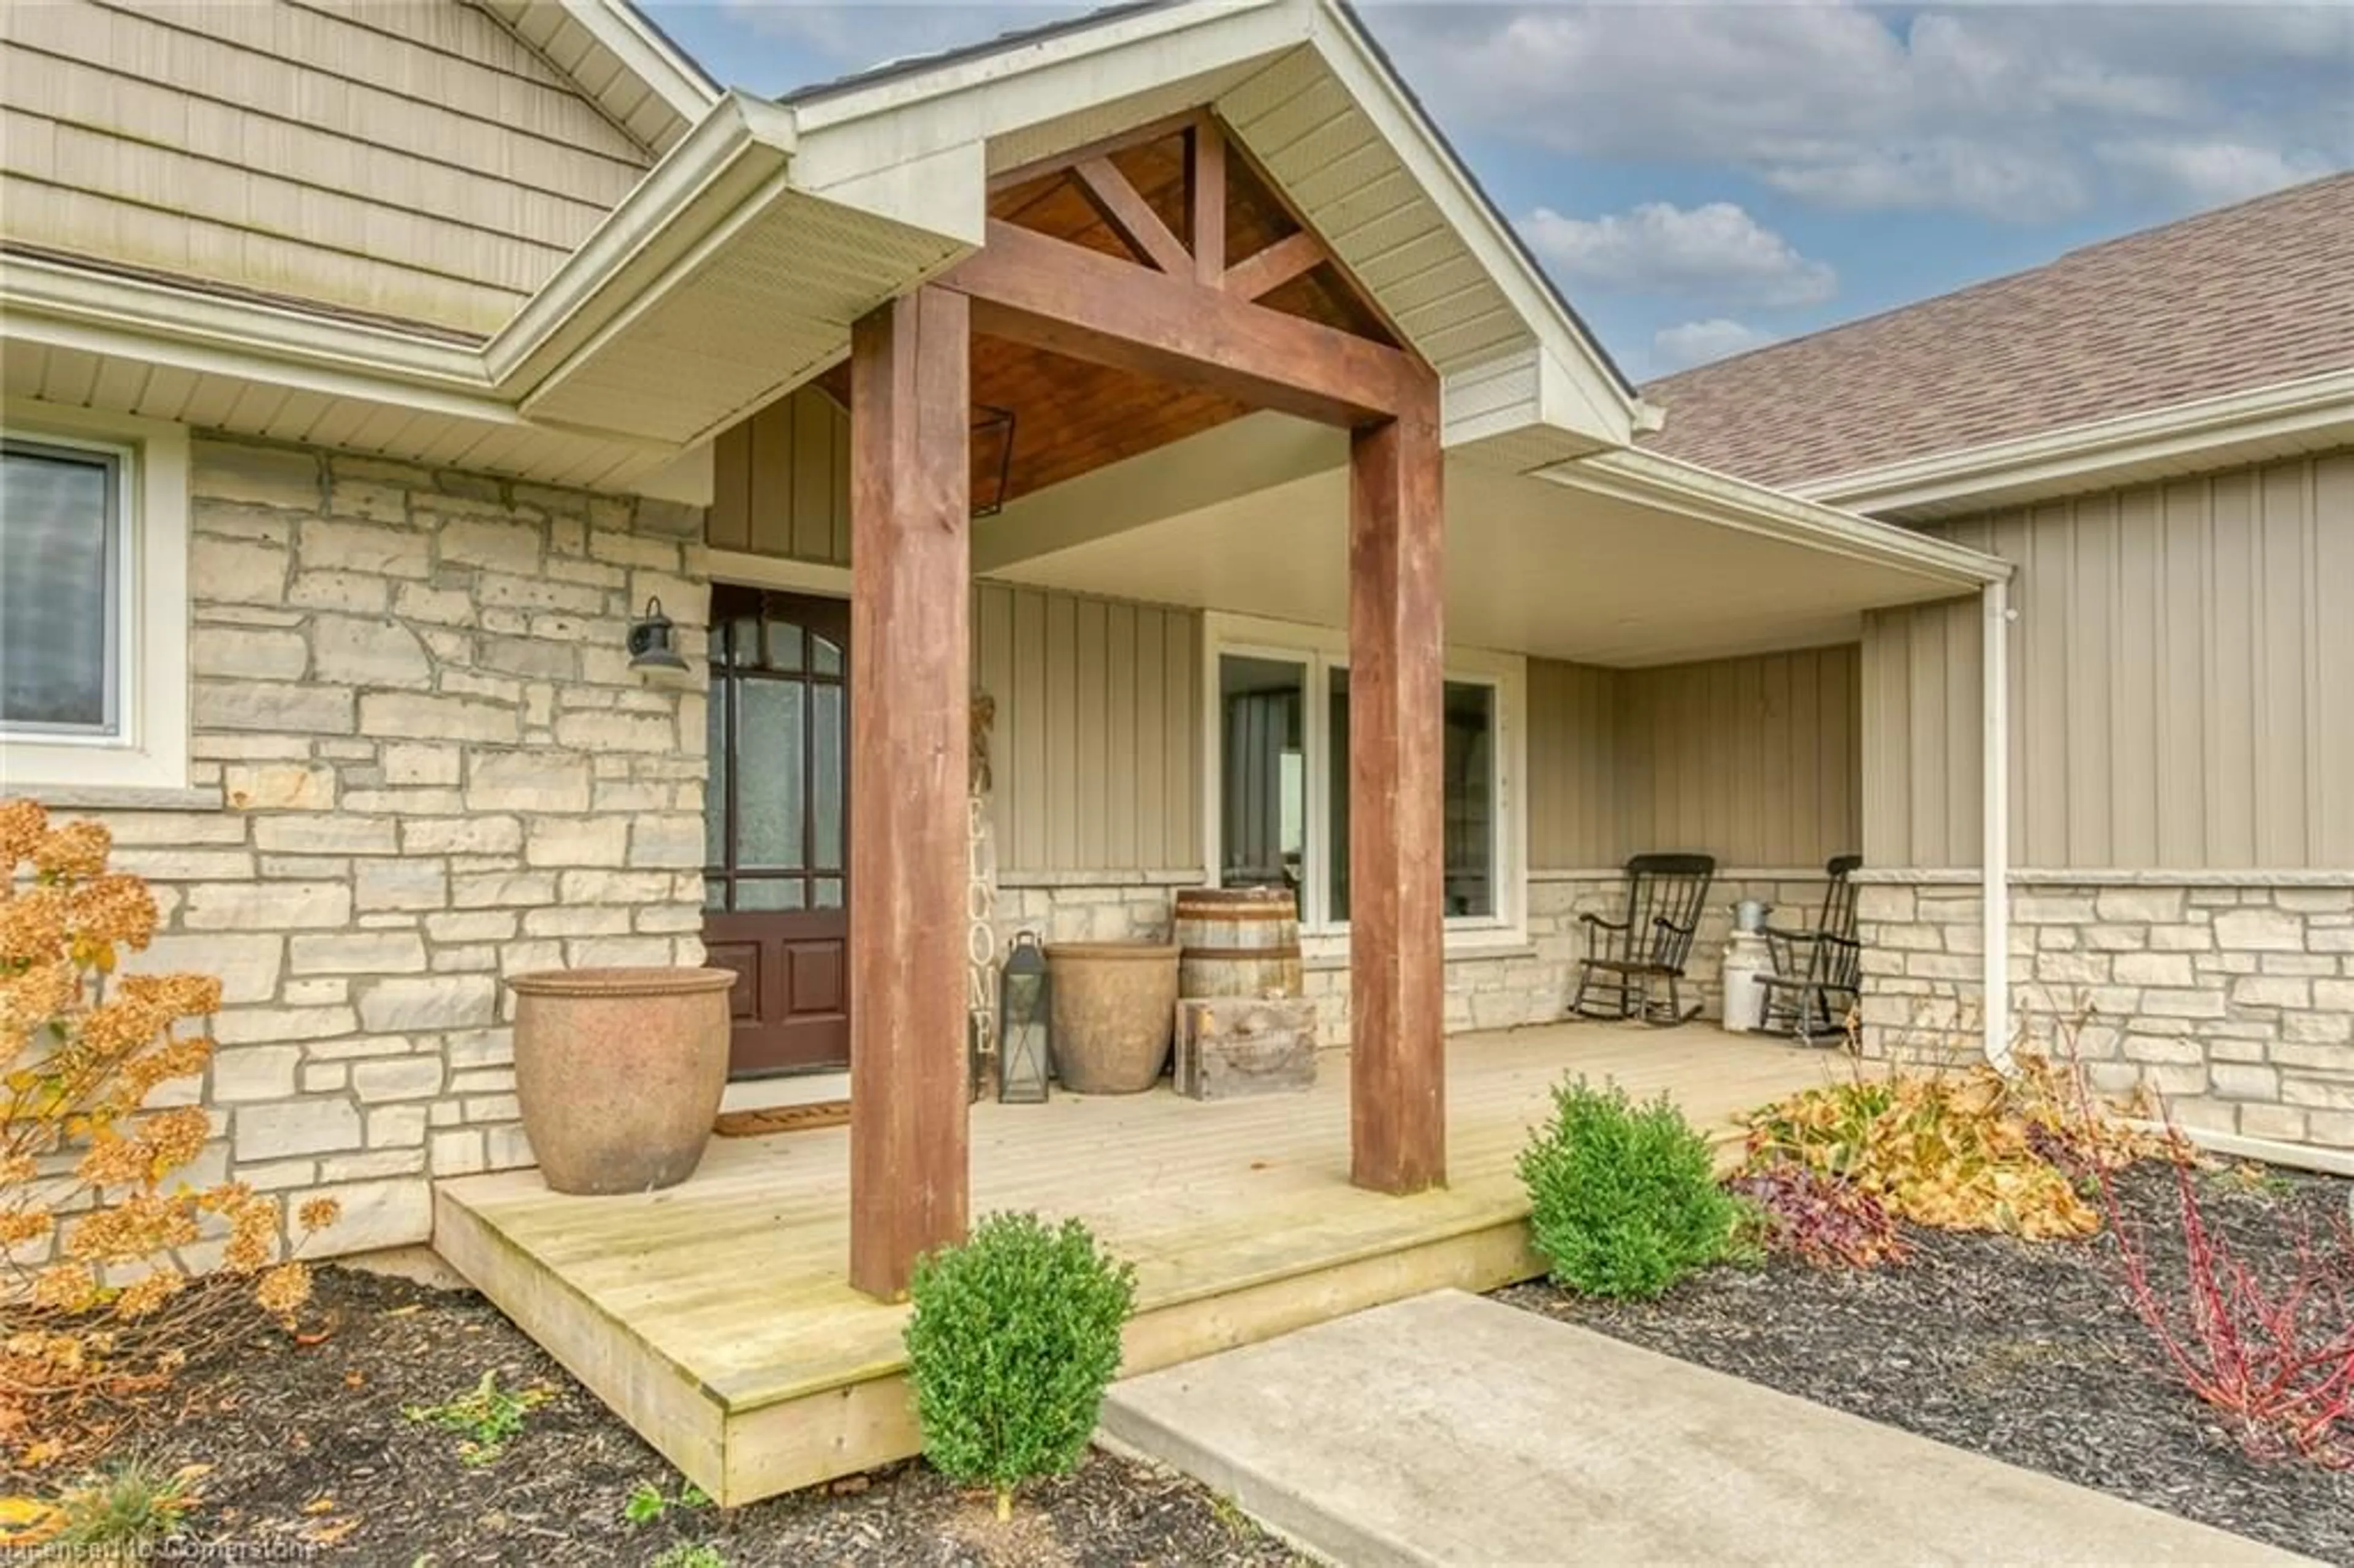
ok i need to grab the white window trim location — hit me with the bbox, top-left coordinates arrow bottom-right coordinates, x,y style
0,401 -> 190,796
1200,610 -> 1528,956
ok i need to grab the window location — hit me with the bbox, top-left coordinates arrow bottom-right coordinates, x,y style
0,407 -> 189,796
1205,614 -> 1523,940
2,439 -> 123,736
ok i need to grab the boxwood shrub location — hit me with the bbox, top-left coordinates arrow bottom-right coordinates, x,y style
1518,1075 -> 1750,1298
904,1211 -> 1137,1518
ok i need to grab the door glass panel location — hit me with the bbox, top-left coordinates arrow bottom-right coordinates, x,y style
737,878 -> 807,911
737,680 -> 807,869
704,878 -> 726,911
812,684 -> 844,872
703,685 -> 729,872
813,877 -> 843,909
764,618 -> 804,673
1219,655 -> 1306,894
725,615 -> 760,667
812,634 -> 843,677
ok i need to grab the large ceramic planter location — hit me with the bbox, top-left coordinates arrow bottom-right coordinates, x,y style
506,967 -> 736,1195
1044,942 -> 1179,1094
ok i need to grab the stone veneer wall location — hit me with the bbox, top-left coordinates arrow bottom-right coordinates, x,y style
1857,878 -> 2354,1151
81,436 -> 710,1258
992,870 -> 1843,1045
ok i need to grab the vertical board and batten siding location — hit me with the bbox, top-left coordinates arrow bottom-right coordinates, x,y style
1525,660 -> 1621,867
707,389 -> 854,565
1526,647 -> 1862,870
0,0 -> 653,335
1618,647 -> 1861,870
1862,451 -> 2354,870
973,585 -> 1201,875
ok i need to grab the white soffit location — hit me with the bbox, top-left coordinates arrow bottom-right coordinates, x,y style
994,456 -> 1982,668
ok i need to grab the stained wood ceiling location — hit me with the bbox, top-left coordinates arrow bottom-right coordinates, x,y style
809,119 -> 1400,509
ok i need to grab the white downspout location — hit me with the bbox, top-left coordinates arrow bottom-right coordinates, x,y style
1981,577 -> 2014,1071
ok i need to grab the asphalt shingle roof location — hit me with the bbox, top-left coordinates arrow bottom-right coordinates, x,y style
1637,171 -> 2354,489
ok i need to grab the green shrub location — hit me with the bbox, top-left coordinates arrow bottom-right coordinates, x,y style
904,1211 -> 1137,1520
1517,1076 -> 1748,1299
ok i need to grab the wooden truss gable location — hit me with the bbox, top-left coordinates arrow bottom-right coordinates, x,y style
815,112 -> 1426,509
988,112 -> 1406,352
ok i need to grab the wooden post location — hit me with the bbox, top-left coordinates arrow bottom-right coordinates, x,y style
847,287 -> 972,1299
1346,390 -> 1446,1194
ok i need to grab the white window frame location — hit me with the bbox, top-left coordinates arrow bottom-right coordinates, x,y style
1200,611 -> 1527,954
0,402 -> 190,796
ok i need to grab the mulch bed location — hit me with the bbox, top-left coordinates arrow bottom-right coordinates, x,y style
88,1268 -> 1300,1567
1496,1160 -> 2354,1566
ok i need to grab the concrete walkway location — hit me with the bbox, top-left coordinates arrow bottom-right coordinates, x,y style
1100,1290 -> 2313,1567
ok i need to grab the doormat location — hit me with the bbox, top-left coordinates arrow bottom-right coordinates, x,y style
713,1100 -> 851,1138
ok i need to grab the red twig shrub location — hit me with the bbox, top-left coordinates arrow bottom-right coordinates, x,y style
1728,1162 -> 1910,1269
2097,1153 -> 2354,1469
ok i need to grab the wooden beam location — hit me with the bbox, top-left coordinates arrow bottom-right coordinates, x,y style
942,220 -> 1430,428
1190,120 -> 1227,287
988,108 -> 1205,193
1347,394 -> 1446,1195
847,286 -> 972,1300
1071,155 -> 1192,275
1224,231 -> 1327,303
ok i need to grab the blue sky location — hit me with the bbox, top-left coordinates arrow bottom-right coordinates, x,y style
642,2 -> 2353,381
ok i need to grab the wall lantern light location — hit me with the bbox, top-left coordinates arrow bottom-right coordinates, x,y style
627,596 -> 688,675
997,930 -> 1051,1103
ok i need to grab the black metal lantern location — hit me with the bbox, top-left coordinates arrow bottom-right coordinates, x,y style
627,596 -> 687,674
997,931 -> 1050,1103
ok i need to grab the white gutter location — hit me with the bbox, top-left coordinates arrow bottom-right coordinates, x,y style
1548,446 -> 2014,588
1796,368 -> 2354,519
486,90 -> 801,391
1981,577 -> 2014,1072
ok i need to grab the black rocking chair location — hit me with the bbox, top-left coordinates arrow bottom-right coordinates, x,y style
1756,854 -> 1864,1047
1569,853 -> 1717,1026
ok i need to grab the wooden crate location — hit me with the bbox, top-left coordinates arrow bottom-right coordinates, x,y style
1173,997 -> 1318,1100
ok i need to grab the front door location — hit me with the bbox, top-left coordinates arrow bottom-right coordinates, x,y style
703,587 -> 850,1076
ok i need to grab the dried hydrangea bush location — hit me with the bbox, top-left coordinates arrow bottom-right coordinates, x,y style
0,799 -> 335,1467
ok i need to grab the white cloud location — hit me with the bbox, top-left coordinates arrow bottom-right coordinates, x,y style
1367,2 -> 2353,223
1519,202 -> 1837,306
1651,319 -> 1779,372
2096,139 -> 2337,209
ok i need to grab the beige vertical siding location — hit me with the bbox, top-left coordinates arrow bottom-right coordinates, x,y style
1861,451 -> 2354,869
707,389 -> 853,565
1526,660 -> 1622,866
1527,647 -> 1861,870
1620,647 -> 1861,869
974,584 -> 1202,875
0,0 -> 653,335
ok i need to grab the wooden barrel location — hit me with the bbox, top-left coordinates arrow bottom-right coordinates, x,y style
1175,886 -> 1303,1000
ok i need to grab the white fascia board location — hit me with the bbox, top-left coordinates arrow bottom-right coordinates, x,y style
577,0 -> 721,121
0,253 -> 489,394
1798,368 -> 2354,518
486,91 -> 799,391
1548,447 -> 2014,588
783,0 -> 1296,147
1306,0 -> 1636,447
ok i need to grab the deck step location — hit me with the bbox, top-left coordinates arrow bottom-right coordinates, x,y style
1099,1289 -> 2309,1568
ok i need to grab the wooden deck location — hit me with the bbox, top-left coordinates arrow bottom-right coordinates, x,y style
432,1022 -> 1843,1504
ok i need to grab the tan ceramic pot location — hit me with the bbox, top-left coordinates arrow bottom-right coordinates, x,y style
1044,942 -> 1179,1094
506,967 -> 736,1195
